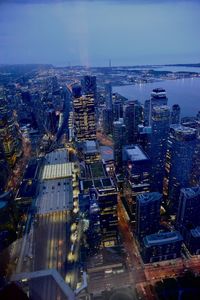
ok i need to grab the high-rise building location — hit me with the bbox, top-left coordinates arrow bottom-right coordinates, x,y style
137,125 -> 152,156
176,187 -> 200,255
113,118 -> 126,169
113,100 -> 123,121
177,187 -> 200,229
171,104 -> 181,124
144,88 -> 168,126
73,90 -> 96,142
136,192 -> 162,241
163,125 -> 197,211
102,108 -> 113,135
124,100 -> 143,144
82,75 -> 97,104
150,105 -> 170,192
105,82 -> 112,109
122,145 -> 151,223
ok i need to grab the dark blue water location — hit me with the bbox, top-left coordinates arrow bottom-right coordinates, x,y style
113,78 -> 200,117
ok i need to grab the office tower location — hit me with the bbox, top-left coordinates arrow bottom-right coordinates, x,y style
136,192 -> 162,241
79,161 -> 118,248
82,75 -> 97,103
150,105 -> 170,192
72,84 -> 82,98
102,108 -> 113,135
105,82 -> 112,109
151,88 -> 168,106
122,145 -> 151,223
176,187 -> 200,255
73,88 -> 96,141
0,91 -> 22,166
124,100 -> 143,144
191,137 -> 200,186
45,109 -> 59,135
144,88 -> 168,126
142,231 -> 183,263
163,125 -> 197,211
137,125 -> 152,156
113,100 -> 123,121
113,118 -> 126,169
144,99 -> 150,126
171,104 -> 181,124
177,187 -> 200,229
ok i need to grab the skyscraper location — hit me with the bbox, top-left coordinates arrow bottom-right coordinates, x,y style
171,104 -> 181,124
150,105 -> 170,192
144,88 -> 168,126
82,75 -> 97,104
177,187 -> 200,230
124,100 -> 143,145
163,125 -> 197,211
176,187 -> 200,254
113,118 -> 126,169
102,108 -> 113,135
136,192 -> 162,241
105,82 -> 112,109
73,89 -> 96,142
112,100 -> 123,121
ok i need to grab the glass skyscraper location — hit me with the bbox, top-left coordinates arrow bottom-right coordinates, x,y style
150,105 -> 170,192
163,125 -> 197,212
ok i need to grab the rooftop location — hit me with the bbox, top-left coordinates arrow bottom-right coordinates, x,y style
137,192 -> 162,204
45,149 -> 69,165
42,162 -> 74,180
84,140 -> 98,153
144,231 -> 183,247
124,145 -> 148,162
180,186 -> 200,199
36,178 -> 73,215
191,226 -> 200,238
170,124 -> 197,137
89,161 -> 106,178
100,146 -> 114,162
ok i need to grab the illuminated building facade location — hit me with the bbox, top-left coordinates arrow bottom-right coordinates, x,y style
163,125 -> 197,211
144,88 -> 168,126
79,161 -> 118,248
150,105 -> 170,192
73,92 -> 96,142
136,192 -> 162,241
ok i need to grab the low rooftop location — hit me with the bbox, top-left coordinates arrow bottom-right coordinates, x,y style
36,178 -> 73,215
137,192 -> 162,204
123,145 -> 149,162
144,231 -> 183,247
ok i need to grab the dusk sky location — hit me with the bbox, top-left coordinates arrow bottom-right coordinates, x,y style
0,0 -> 200,66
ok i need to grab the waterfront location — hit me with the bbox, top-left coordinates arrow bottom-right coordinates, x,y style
114,77 -> 200,117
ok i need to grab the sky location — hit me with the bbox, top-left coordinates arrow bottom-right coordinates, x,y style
0,0 -> 200,66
